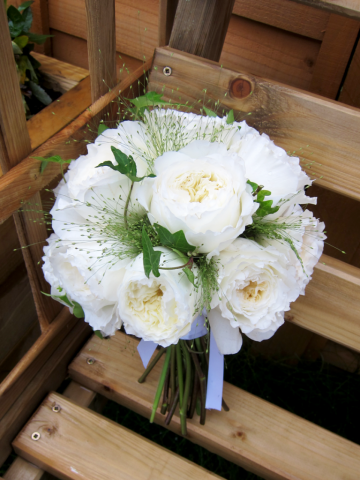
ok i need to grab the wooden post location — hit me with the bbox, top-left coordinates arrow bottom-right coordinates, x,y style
159,0 -> 179,47
85,0 -> 117,103
169,0 -> 236,61
0,1 -> 59,330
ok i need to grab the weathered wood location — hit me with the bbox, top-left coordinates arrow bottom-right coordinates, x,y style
288,0 -> 360,20
13,392 -> 222,480
0,319 -> 91,466
169,0 -> 235,61
221,15 -> 321,92
85,0 -> 117,103
158,0 -> 179,46
309,14 -> 359,98
148,47 -> 360,201
4,457 -> 45,480
69,332 -> 360,480
233,0 -> 330,40
339,38 -> 360,108
0,59 -> 151,224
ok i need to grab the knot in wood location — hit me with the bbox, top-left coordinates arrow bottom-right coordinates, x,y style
230,78 -> 252,99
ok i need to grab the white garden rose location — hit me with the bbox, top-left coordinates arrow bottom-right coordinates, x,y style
42,233 -> 129,335
118,248 -> 198,347
209,238 -> 301,354
137,140 -> 257,255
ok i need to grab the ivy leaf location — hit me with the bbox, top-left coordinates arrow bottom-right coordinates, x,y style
94,330 -> 104,339
27,32 -> 53,44
97,123 -> 109,135
142,226 -> 161,278
154,224 -> 195,253
183,266 -> 195,285
226,109 -> 235,124
97,146 -> 155,182
203,106 -> 217,117
72,301 -> 85,318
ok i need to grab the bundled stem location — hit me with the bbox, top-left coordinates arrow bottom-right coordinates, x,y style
138,347 -> 165,383
176,342 -> 187,435
150,347 -> 171,423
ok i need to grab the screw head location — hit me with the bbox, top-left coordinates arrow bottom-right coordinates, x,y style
31,432 -> 40,441
52,404 -> 61,413
87,357 -> 95,365
163,66 -> 172,76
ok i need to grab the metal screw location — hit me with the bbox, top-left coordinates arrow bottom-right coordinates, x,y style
52,404 -> 61,413
163,66 -> 172,76
31,432 -> 40,441
87,357 -> 95,365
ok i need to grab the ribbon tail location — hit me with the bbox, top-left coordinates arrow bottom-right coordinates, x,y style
205,330 -> 224,411
137,339 -> 158,368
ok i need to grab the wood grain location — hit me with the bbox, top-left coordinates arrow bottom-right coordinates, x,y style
309,14 -> 360,98
13,391 -> 222,480
0,217 -> 22,285
233,0 -> 330,40
339,38 -> 360,108
148,47 -> 360,201
158,0 -> 179,46
0,60 -> 151,224
169,0 -> 235,61
0,319 -> 91,466
289,0 -> 360,20
69,332 -> 360,480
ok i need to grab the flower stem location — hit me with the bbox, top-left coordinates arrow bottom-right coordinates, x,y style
124,181 -> 134,230
150,347 -> 171,423
180,340 -> 192,424
161,359 -> 171,415
165,386 -> 179,425
188,371 -> 199,419
169,344 -> 176,407
188,341 -> 206,425
158,257 -> 193,271
176,342 -> 187,435
138,347 -> 165,384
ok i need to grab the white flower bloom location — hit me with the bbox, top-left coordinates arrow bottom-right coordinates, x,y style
210,238 -> 300,354
118,248 -> 198,347
42,233 -> 129,335
137,140 -> 257,255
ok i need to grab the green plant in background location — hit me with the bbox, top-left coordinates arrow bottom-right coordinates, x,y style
5,0 -> 53,118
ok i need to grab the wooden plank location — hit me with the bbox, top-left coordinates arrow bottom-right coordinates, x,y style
309,14 -> 359,98
148,47 -> 360,201
339,38 -> 360,108
0,217 -> 22,285
0,59 -> 151,224
48,0 -> 159,62
13,392 -> 222,480
169,0 -> 235,61
0,319 -> 91,466
158,0 -> 179,47
221,15 -> 321,92
69,331 -> 360,480
288,0 -> 360,20
4,458 -> 45,480
233,0 -> 330,40
85,0 -> 117,102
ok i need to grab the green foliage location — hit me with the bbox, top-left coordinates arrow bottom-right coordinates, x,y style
154,224 -> 195,254
41,291 -> 84,318
33,155 -> 72,181
72,301 -> 85,318
226,109 -> 235,124
203,106 -> 217,117
5,0 -> 53,118
142,226 -> 162,278
97,123 -> 109,135
97,146 -> 156,182
94,330 -> 104,339
247,180 -> 280,217
127,91 -> 184,120
183,266 -> 195,286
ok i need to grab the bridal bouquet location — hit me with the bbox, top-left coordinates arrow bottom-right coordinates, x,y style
41,94 -> 325,434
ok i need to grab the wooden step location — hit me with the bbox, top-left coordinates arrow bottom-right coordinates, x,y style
12,392 -> 222,480
69,331 -> 360,480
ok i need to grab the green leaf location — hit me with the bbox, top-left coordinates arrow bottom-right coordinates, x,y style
41,291 -> 73,307
14,35 -> 28,49
94,330 -> 104,339
29,80 -> 52,104
171,248 -> 188,263
256,201 -> 279,217
27,32 -> 53,44
203,106 -> 217,117
142,226 -> 161,278
72,301 -> 85,318
154,224 -> 196,253
127,91 -> 185,120
246,180 -> 258,193
33,154 -> 72,164
97,123 -> 109,135
226,109 -> 235,124
18,1 -> 33,11
256,190 -> 272,203
7,5 -> 24,37
21,5 -> 32,32
12,41 -> 23,54
183,266 -> 195,285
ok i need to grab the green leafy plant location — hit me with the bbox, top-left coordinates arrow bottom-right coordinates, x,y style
5,0 -> 53,117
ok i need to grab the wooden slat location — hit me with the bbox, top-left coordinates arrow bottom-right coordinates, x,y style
158,0 -> 179,47
169,0 -> 236,61
0,59 -> 151,224
0,217 -> 22,285
0,318 -> 90,466
13,392 -> 222,480
221,15 -> 321,92
69,332 -> 360,480
339,38 -> 360,108
233,0 -> 330,40
309,14 -> 359,98
148,47 -> 360,201
48,0 -> 159,62
289,0 -> 360,20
